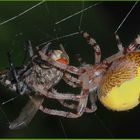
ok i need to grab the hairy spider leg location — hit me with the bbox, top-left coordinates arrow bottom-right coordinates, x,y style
103,35 -> 140,66
39,50 -> 80,75
27,40 -> 34,58
85,91 -> 97,113
126,35 -> 140,53
57,99 -> 78,110
57,91 -> 97,113
39,73 -> 90,118
80,31 -> 101,64
114,33 -> 124,52
63,73 -> 80,88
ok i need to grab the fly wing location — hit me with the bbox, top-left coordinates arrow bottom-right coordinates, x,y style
9,95 -> 44,129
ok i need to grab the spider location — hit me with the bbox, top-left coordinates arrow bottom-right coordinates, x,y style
1,30 -> 140,130
38,30 -> 140,119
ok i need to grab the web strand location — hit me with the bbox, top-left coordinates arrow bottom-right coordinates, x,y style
115,0 -> 139,34
94,113 -> 114,138
79,0 -> 85,30
37,31 -> 79,48
0,0 -> 46,26
1,95 -> 19,106
59,119 -> 68,138
55,2 -> 101,25
0,107 -> 10,125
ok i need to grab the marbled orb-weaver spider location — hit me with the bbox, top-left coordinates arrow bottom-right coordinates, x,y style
1,30 -> 140,130
39,30 -> 140,117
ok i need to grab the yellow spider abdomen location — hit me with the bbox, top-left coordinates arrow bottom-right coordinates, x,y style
99,52 -> 140,111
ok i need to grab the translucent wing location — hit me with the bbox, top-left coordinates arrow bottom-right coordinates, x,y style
9,95 -> 44,129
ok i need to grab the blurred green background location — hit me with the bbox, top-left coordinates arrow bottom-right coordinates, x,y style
0,1 -> 140,138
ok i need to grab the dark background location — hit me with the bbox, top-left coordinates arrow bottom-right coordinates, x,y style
0,1 -> 140,138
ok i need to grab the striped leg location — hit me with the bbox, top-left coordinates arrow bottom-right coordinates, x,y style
63,73 -> 80,88
39,92 -> 88,118
85,91 -> 97,113
58,99 -> 77,110
80,31 -> 101,64
126,35 -> 140,53
39,50 -> 80,75
39,73 -> 90,118
39,93 -> 89,118
115,33 -> 124,53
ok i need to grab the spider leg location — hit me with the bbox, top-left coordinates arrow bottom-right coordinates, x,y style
63,73 -> 80,88
63,77 -> 78,88
80,31 -> 101,64
103,35 -> 140,65
47,88 -> 82,101
39,95 -> 88,118
114,33 -> 124,52
85,91 -> 97,113
27,40 -> 34,58
39,50 -> 80,75
126,34 -> 140,53
103,51 -> 124,65
57,99 -> 77,110
31,83 -> 82,101
40,72 -> 90,118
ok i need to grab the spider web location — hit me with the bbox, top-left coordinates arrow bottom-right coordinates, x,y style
0,1 -> 139,138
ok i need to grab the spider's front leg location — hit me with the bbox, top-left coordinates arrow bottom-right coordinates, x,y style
80,31 -> 101,64
115,33 -> 124,53
104,34 -> 140,65
57,99 -> 77,110
39,72 -> 90,118
57,91 -> 98,113
39,97 -> 89,118
115,33 -> 140,53
126,34 -> 140,53
63,73 -> 80,88
85,91 -> 97,113
39,50 -> 80,75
